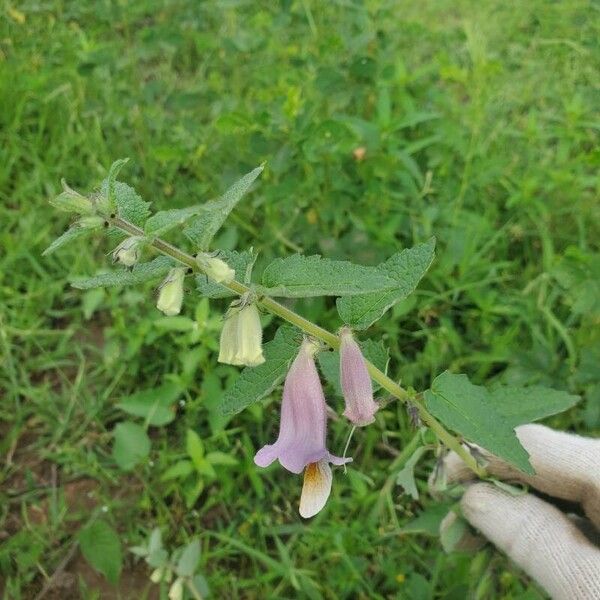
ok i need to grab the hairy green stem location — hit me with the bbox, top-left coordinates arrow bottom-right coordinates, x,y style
110,216 -> 484,476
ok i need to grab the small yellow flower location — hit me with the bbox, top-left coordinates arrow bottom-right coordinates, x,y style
218,301 -> 265,367
156,267 -> 186,316
196,253 -> 235,283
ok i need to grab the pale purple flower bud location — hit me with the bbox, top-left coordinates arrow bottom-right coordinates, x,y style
339,327 -> 378,426
254,338 -> 351,475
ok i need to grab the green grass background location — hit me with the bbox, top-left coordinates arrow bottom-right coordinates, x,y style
1,1 -> 599,598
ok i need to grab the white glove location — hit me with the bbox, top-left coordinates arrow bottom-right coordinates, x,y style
438,424 -> 600,600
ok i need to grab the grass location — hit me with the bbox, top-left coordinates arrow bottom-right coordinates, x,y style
1,0 -> 599,598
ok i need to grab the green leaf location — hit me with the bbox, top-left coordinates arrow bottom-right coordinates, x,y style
261,255 -> 397,298
176,539 -> 201,577
205,451 -> 239,466
396,446 -> 427,500
78,520 -> 122,584
489,385 -> 579,426
184,165 -> 264,250
186,429 -> 205,469
196,250 -> 254,298
424,372 -> 533,474
149,528 -> 162,553
71,256 -> 174,289
317,339 -> 389,395
116,383 -> 181,426
161,460 -> 195,481
220,325 -> 301,415
112,421 -> 151,471
192,575 -> 210,598
106,158 -> 130,212
336,238 -> 436,329
153,316 -> 196,332
144,206 -> 202,238
401,503 -> 453,537
440,513 -> 469,554
42,226 -> 92,256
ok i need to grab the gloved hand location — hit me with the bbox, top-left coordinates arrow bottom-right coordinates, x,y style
435,424 -> 600,600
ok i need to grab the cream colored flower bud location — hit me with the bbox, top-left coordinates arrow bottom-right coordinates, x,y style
156,267 -> 186,316
112,236 -> 143,267
196,253 -> 235,283
50,183 -> 94,214
150,567 -> 163,583
168,578 -> 184,600
219,302 -> 265,367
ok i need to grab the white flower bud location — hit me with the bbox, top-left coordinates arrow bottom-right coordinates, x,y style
168,578 -> 184,600
150,567 -> 163,583
156,267 -> 186,316
50,181 -> 94,214
112,236 -> 143,267
219,301 -> 265,367
196,253 -> 235,283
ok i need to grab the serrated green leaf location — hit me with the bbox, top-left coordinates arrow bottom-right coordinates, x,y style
220,325 -> 301,415
396,446 -> 427,500
71,256 -> 174,289
424,372 -> 533,474
336,238 -> 436,329
196,250 -> 254,298
184,165 -> 264,250
116,383 -> 181,426
42,226 -> 92,256
100,178 -> 151,228
261,255 -> 397,297
112,421 -> 151,471
78,520 -> 122,584
176,539 -> 201,577
317,339 -> 389,395
144,206 -> 202,238
106,158 -> 130,212
489,385 -> 579,426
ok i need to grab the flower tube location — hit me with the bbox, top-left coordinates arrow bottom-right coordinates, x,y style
339,327 -> 378,426
255,338 -> 350,474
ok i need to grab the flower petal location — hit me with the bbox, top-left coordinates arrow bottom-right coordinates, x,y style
299,459 -> 333,518
254,444 -> 278,468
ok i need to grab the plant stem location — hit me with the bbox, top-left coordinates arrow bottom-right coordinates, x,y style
110,216 -> 484,476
